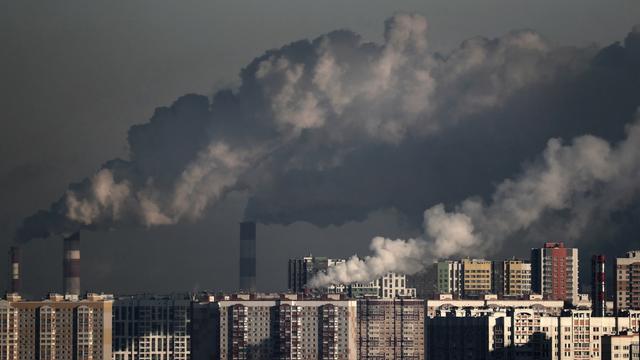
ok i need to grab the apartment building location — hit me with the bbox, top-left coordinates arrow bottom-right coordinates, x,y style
190,294 -> 220,360
492,259 -> 532,297
356,298 -> 424,360
217,294 -> 358,360
462,259 -> 493,298
427,307 -> 640,360
0,293 -> 112,360
288,256 -> 415,299
112,295 -> 192,360
376,272 -> 416,299
277,299 -> 357,360
531,242 -> 579,302
436,260 -> 462,298
615,250 -> 640,312
602,333 -> 640,360
219,297 -> 276,360
288,256 -> 345,293
437,258 -> 531,299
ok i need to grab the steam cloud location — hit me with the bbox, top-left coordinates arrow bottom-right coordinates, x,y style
15,14 -> 570,240
310,117 -> 640,287
15,10 -> 640,274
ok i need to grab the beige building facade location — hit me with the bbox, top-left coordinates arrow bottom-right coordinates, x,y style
0,293 -> 112,360
616,251 -> 640,312
462,259 -> 493,297
601,333 -> 640,360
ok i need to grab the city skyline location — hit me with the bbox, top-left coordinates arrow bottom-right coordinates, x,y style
2,1 -> 640,299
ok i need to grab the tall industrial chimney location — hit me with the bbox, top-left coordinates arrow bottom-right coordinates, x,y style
8,246 -> 20,294
239,221 -> 256,293
591,254 -> 606,317
63,232 -> 81,296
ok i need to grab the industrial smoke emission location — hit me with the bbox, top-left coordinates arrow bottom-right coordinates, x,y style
14,15 -> 640,285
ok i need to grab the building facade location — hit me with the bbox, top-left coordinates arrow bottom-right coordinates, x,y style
375,272 -> 416,299
437,260 -> 462,298
288,256 -> 415,299
531,242 -> 579,302
492,259 -> 532,297
112,295 -> 192,360
217,295 -> 357,360
0,293 -> 112,360
356,298 -> 424,360
427,307 -> 640,360
462,259 -> 493,298
615,250 -> 640,312
425,296 -> 565,317
288,256 -> 345,293
602,333 -> 640,360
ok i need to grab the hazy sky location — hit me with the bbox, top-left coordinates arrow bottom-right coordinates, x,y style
1,0 -> 639,297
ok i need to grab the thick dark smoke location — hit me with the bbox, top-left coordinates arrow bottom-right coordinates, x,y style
16,13 -> 640,276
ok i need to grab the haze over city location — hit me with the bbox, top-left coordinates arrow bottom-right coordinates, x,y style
2,0 -> 640,299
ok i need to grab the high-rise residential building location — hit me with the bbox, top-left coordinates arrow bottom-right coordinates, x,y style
438,258 -> 530,299
407,263 -> 439,299
462,259 -> 493,298
531,242 -> 579,302
615,251 -> 640,312
356,298 -> 425,360
0,293 -> 113,360
436,260 -> 462,298
427,307 -> 640,360
112,295 -> 192,360
288,255 -> 345,293
217,294 -> 357,360
592,255 -> 607,317
218,297 -> 277,360
602,333 -> 640,360
277,299 -> 357,360
288,255 -> 315,292
492,259 -> 532,297
190,294 -> 220,360
376,272 -> 416,299
287,255 -> 415,299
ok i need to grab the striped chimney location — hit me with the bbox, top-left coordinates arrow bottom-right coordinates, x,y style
8,246 -> 20,293
63,232 -> 80,295
239,221 -> 256,293
591,254 -> 606,317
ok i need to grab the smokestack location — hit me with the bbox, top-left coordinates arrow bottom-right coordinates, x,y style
239,222 -> 256,293
591,254 -> 606,317
8,246 -> 20,294
63,232 -> 80,296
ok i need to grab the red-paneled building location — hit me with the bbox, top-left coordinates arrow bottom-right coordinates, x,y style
531,242 -> 579,303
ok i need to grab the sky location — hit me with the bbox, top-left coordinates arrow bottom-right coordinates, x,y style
1,0 -> 640,297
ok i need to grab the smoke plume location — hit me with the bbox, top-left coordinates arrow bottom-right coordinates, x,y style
15,13 -> 640,262
310,116 -> 640,287
16,13 -> 573,240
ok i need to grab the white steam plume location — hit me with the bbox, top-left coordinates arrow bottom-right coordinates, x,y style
58,14 -> 558,232
310,116 -> 640,287
66,142 -> 263,227
20,13 -> 619,242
